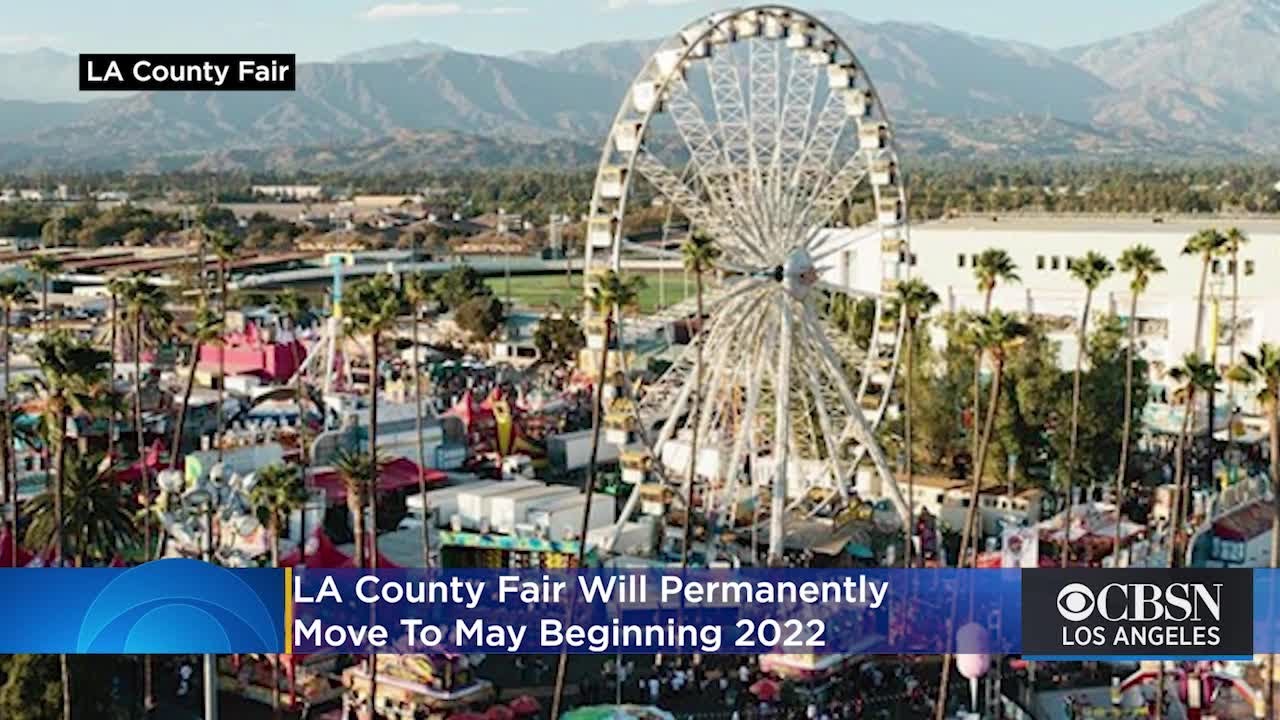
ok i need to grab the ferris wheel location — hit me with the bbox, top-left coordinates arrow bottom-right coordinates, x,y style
583,5 -> 911,563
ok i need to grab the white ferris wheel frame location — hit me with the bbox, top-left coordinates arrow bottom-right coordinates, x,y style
582,5 -> 914,562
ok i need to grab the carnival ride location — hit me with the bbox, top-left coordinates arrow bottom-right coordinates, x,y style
583,6 -> 911,563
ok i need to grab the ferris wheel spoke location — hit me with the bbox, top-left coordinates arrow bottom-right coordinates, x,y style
800,303 -> 910,528
720,314 -> 773,527
708,42 -> 753,193
620,239 -> 751,276
665,80 -> 775,263
766,296 -> 798,563
798,338 -> 852,506
771,49 -> 819,206
781,92 -> 851,237
749,37 -> 781,190
801,156 -> 873,245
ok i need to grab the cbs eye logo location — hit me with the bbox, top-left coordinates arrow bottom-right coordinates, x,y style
76,559 -> 281,654
1056,583 -> 1096,622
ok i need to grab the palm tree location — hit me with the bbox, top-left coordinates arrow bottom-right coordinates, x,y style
249,462 -> 307,720
1114,245 -> 1165,561
0,277 -> 33,565
1226,344 -> 1279,717
1061,251 -> 1114,567
1223,228 -> 1249,473
117,275 -> 173,564
332,447 -> 384,719
1167,354 -> 1219,568
549,269 -> 644,720
207,227 -> 243,459
104,275 -> 131,457
25,253 -> 63,334
1182,229 -> 1228,357
274,289 -> 314,561
23,331 -> 110,720
343,275 -> 401,566
957,310 -> 1030,566
403,272 -> 437,568
333,449 -> 380,569
680,232 -> 719,568
24,449 -> 137,568
938,310 -> 1028,720
170,303 -> 223,468
970,249 -> 1019,460
891,278 -> 939,568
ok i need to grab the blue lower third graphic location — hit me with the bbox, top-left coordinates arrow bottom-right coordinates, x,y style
0,558 -> 284,653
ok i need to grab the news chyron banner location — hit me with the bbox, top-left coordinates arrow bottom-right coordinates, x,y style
0,560 -> 1277,658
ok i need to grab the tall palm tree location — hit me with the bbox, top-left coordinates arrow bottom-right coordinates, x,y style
1167,354 -> 1219,568
549,269 -> 644,720
24,449 -> 137,568
105,275 -> 131,457
1113,245 -> 1165,561
403,272 -> 437,569
1226,344 -> 1279,717
332,447 -> 384,719
25,253 -> 63,334
1222,228 -> 1249,475
970,250 -> 1019,461
343,275 -> 399,720
274,289 -> 315,561
250,462 -> 307,720
1062,251 -> 1114,567
343,275 -> 401,564
206,227 -> 243,459
0,278 -> 33,565
938,310 -> 1028,720
23,331 -> 110,720
169,303 -> 223,468
1182,229 -> 1228,358
680,232 -> 719,568
333,449 -> 380,569
117,275 -> 172,564
891,278 -> 939,568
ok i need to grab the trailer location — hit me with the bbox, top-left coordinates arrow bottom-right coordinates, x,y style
548,429 -> 620,473
405,480 -> 496,528
456,479 -> 540,531
529,492 -> 616,542
489,484 -> 579,535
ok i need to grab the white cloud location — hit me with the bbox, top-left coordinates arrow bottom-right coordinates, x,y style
362,2 -> 529,19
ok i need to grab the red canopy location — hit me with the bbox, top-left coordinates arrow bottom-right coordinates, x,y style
750,679 -> 781,701
280,528 -> 403,569
112,440 -> 169,485
508,695 -> 540,716
485,705 -> 515,720
0,528 -> 33,567
309,458 -> 445,504
280,528 -> 351,569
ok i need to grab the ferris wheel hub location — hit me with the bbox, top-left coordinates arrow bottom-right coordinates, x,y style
782,247 -> 818,300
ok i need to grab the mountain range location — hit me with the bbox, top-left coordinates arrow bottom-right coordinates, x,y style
0,0 -> 1276,172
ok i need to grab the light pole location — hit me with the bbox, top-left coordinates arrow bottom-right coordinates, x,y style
156,465 -> 260,720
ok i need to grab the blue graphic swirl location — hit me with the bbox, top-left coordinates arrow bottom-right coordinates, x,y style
75,559 -> 279,653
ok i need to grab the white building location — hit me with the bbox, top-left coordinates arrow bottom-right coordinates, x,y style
818,216 -> 1280,417
251,184 -> 325,201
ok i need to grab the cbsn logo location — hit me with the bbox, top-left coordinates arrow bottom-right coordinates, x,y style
1021,570 -> 1253,658
1056,581 -> 1222,647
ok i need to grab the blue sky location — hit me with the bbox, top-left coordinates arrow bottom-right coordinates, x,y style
1,0 -> 1208,59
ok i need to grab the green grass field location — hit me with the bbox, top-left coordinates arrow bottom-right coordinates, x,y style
484,271 -> 695,313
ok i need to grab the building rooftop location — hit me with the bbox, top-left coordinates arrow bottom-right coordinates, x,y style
918,214 -> 1280,235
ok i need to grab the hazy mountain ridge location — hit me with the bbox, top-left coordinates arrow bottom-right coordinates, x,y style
1,1 -> 1277,170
